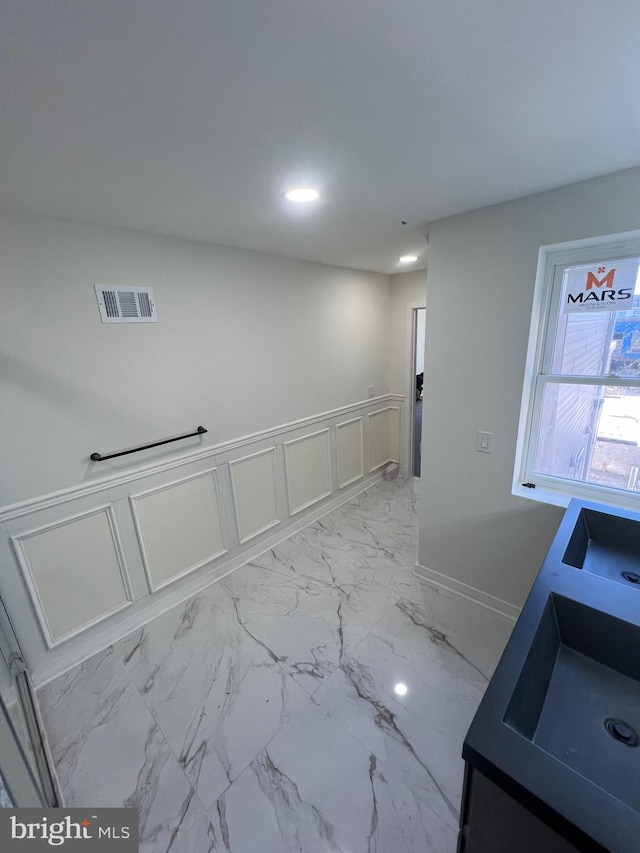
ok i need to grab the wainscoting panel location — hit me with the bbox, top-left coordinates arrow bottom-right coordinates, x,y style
284,429 -> 332,515
0,394 -> 404,684
336,418 -> 364,488
390,406 -> 400,464
131,469 -> 227,591
368,407 -> 401,472
229,447 -> 279,543
10,507 -> 132,648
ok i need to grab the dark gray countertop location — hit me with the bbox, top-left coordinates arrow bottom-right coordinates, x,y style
463,498 -> 640,853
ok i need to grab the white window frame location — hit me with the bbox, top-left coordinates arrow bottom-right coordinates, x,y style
513,229 -> 640,511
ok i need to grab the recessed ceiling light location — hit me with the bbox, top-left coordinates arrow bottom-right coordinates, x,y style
394,683 -> 408,696
398,255 -> 418,264
284,187 -> 320,202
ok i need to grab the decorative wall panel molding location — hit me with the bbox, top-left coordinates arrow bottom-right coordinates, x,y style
130,468 -> 227,591
368,407 -> 401,472
390,406 -> 400,466
284,429 -> 332,515
229,447 -> 280,544
10,506 -> 132,648
336,418 -> 364,488
0,395 -> 403,684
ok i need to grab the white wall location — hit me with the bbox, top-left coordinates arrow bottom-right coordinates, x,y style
389,270 -> 427,393
0,211 -> 404,682
0,212 -> 391,505
418,166 -> 640,611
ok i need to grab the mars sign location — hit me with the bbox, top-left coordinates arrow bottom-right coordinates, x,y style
563,259 -> 639,314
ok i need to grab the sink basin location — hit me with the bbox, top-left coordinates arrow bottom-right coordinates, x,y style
504,593 -> 640,811
463,499 -> 640,851
562,507 -> 640,588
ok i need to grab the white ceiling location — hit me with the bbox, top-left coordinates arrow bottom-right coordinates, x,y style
1,1 -> 639,274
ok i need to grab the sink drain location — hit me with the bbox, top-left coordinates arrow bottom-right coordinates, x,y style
621,571 -> 640,584
604,718 -> 639,747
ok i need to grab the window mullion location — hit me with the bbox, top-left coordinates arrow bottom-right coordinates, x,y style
542,374 -> 640,388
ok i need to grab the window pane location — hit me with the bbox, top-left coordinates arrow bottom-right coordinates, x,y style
551,259 -> 640,377
610,310 -> 640,377
534,384 -> 640,492
551,311 -> 615,375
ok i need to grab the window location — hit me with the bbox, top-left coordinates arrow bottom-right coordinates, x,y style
514,233 -> 640,509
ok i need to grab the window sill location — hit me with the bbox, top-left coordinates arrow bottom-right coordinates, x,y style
512,479 -> 640,513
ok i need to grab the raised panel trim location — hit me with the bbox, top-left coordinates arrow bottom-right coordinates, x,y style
10,505 -> 133,649
283,428 -> 333,516
129,467 -> 229,593
336,417 -> 364,489
367,406 -> 401,473
229,446 -> 280,544
388,405 -> 401,464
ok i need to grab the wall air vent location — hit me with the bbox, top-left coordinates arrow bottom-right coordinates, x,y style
94,285 -> 157,324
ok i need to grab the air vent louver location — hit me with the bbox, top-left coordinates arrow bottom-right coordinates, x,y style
138,291 -> 153,318
95,286 -> 157,324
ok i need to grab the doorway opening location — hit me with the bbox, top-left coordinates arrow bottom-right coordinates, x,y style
412,307 -> 426,477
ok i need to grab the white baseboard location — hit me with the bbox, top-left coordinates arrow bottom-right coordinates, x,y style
414,562 -> 521,622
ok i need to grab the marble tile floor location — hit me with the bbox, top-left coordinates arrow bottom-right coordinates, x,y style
0,773 -> 11,808
37,479 -> 515,852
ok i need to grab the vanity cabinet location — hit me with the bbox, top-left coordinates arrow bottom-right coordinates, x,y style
457,766 -> 580,853
456,497 -> 640,853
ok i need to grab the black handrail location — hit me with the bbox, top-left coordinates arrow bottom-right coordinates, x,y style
90,426 -> 207,462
